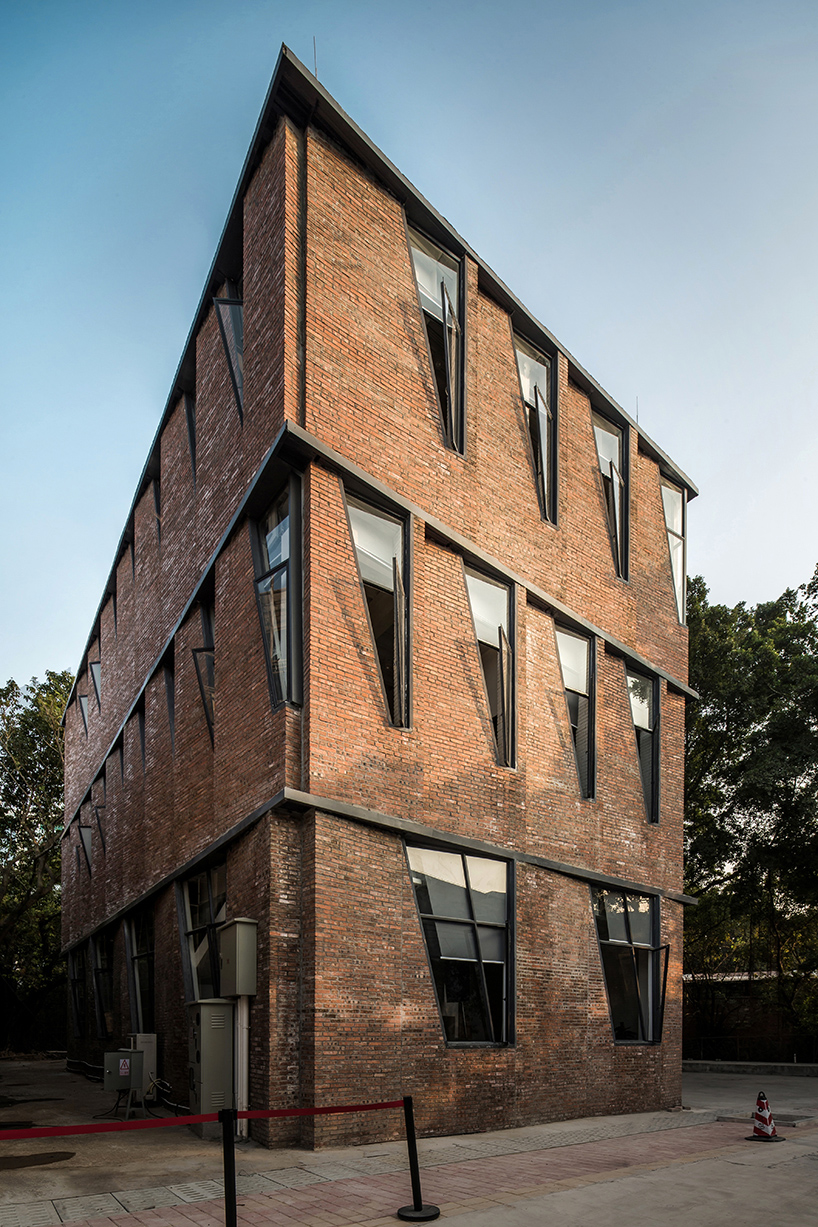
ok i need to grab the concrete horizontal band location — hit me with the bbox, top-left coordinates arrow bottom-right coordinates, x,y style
63,787 -> 695,952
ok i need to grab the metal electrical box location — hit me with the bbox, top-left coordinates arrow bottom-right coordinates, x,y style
188,999 -> 234,1137
103,1048 -> 144,1093
218,918 -> 258,997
128,1032 -> 157,1100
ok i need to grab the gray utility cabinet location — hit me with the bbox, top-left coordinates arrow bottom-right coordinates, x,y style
219,917 -> 258,996
188,998 -> 234,1138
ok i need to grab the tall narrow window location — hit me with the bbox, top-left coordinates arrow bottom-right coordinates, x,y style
69,946 -> 88,1039
464,567 -> 513,766
184,392 -> 197,486
409,228 -> 464,453
89,661 -> 101,710
128,906 -> 155,1031
183,864 -> 226,1001
626,667 -> 659,823
152,478 -> 161,544
346,496 -> 408,727
407,845 -> 510,1045
193,604 -> 216,744
592,888 -> 668,1043
214,287 -> 244,422
136,696 -> 146,771
79,825 -> 93,873
661,478 -> 686,622
164,657 -> 175,755
78,693 -> 89,734
514,336 -> 556,523
92,929 -> 115,1039
254,487 -> 291,706
555,626 -> 593,798
592,412 -> 626,577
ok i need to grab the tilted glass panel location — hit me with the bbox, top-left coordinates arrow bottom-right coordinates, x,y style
407,846 -> 470,919
90,661 -> 101,706
347,497 -> 406,724
261,491 -> 290,572
661,480 -> 683,535
210,864 -> 227,923
555,629 -> 589,695
627,671 -> 653,730
435,921 -> 478,960
592,413 -> 621,475
348,500 -> 401,591
661,478 -> 686,620
422,921 -> 491,1042
409,229 -> 459,323
257,569 -> 288,703
465,568 -> 508,649
214,298 -> 244,414
593,888 -> 628,944
627,893 -> 653,946
466,856 -> 507,924
600,944 -> 644,1041
514,337 -> 550,409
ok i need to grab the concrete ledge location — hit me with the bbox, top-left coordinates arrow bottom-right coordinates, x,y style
683,1059 -> 818,1077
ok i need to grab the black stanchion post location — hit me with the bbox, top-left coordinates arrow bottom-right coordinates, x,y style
219,1108 -> 238,1227
397,1096 -> 440,1222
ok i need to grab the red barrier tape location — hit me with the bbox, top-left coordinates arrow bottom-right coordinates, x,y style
0,1099 -> 404,1142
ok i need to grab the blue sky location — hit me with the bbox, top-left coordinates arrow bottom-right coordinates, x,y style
3,0 -> 818,683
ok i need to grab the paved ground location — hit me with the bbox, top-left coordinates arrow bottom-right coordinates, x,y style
1,1060 -> 816,1227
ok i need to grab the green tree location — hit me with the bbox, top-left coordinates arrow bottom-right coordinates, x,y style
0,670 -> 73,1049
684,574 -> 818,1059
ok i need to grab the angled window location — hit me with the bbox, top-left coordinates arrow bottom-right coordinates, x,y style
127,906 -> 155,1032
214,287 -> 244,422
192,604 -> 216,744
164,658 -> 175,755
89,661 -> 101,709
136,696 -> 146,771
184,392 -> 197,486
408,228 -> 464,453
514,336 -> 556,523
79,825 -> 93,873
182,864 -> 226,1001
93,803 -> 106,852
346,495 -> 408,727
464,566 -> 514,766
68,945 -> 88,1039
626,667 -> 660,823
78,693 -> 89,734
661,477 -> 686,622
592,412 -> 626,577
592,887 -> 668,1043
92,928 -> 115,1039
253,480 -> 302,708
555,626 -> 594,798
407,845 -> 511,1045
152,478 -> 161,544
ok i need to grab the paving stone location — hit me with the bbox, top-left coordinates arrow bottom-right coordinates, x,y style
299,1162 -> 367,1181
234,1175 -> 286,1195
259,1168 -> 329,1188
113,1187 -> 185,1212
166,1181 -> 224,1203
0,1204 -> 60,1227
53,1195 -> 123,1223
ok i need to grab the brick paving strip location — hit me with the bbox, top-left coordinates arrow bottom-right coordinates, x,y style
5,1119 -> 812,1227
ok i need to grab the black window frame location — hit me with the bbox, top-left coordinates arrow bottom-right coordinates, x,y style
660,476 -> 686,624
250,472 -> 303,710
89,660 -> 102,710
214,280 -> 244,424
68,945 -> 88,1039
591,886 -> 669,1045
91,927 -> 116,1040
406,841 -> 514,1047
591,410 -> 629,579
180,862 -> 227,1003
125,905 -> 155,1032
625,665 -> 661,823
192,602 -> 216,745
344,489 -> 411,729
513,333 -> 558,524
554,624 -> 595,799
463,563 -> 515,767
407,224 -> 467,456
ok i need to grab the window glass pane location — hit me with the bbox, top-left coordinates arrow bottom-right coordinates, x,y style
465,856 -> 507,923
422,921 -> 491,1042
465,568 -> 508,649
555,629 -> 589,695
600,944 -> 642,1040
627,893 -> 653,946
627,671 -> 653,730
258,569 -> 288,700
261,490 -> 290,572
409,230 -> 458,322
435,921 -> 478,961
210,865 -> 227,922
514,338 -> 550,408
668,534 -> 684,608
187,872 -> 210,931
477,926 -> 505,963
661,480 -> 683,535
592,413 -> 621,474
348,499 -> 401,590
593,889 -> 628,943
407,847 -> 470,918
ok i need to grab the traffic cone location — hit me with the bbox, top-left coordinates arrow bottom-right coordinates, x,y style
745,1091 -> 785,1141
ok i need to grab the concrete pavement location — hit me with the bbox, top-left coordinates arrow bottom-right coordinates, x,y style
1,1060 -> 816,1226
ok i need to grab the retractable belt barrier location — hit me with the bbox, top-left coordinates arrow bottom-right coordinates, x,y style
0,1096 -> 440,1223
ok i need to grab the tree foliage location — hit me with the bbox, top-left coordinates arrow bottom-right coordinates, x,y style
0,670 -> 73,1048
684,574 -> 818,1058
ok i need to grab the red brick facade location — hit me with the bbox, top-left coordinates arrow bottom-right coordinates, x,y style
62,48 -> 695,1147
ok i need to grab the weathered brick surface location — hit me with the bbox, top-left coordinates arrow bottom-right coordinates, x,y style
64,98 -> 690,1144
